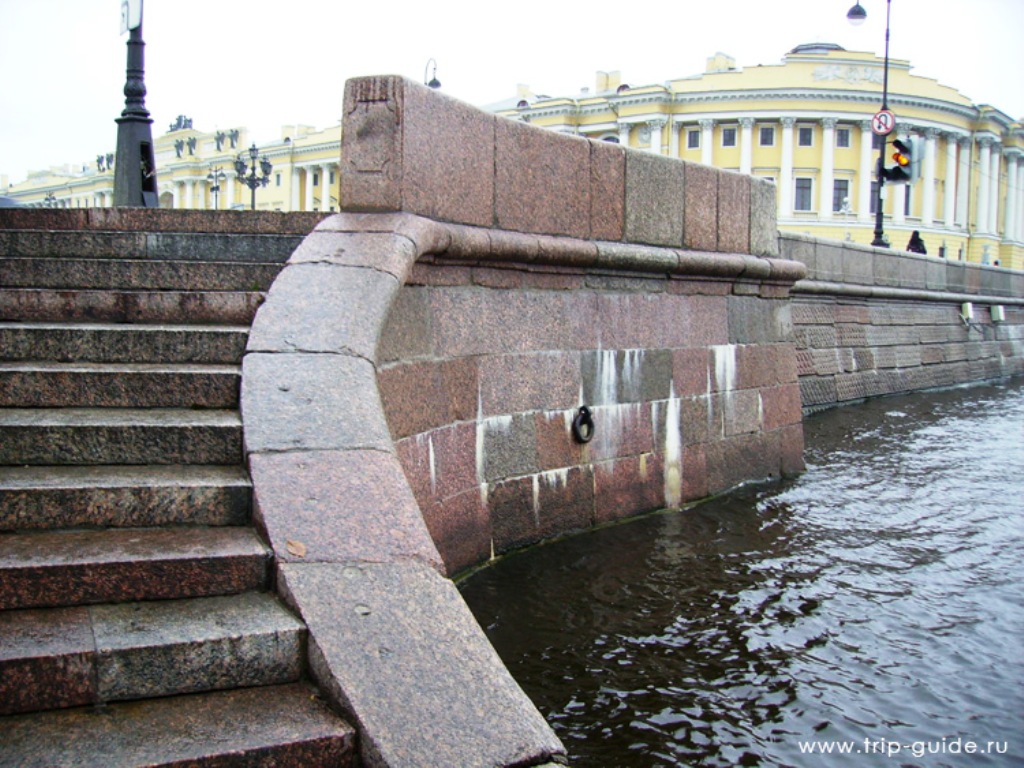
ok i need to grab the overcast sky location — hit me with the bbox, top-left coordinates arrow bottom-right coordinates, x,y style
2,0 -> 1022,186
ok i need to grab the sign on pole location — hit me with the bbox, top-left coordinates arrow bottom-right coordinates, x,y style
871,109 -> 896,136
120,0 -> 142,35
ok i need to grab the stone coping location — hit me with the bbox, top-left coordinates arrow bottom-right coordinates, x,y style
241,211 -> 807,766
781,231 -> 1024,299
0,208 -> 328,235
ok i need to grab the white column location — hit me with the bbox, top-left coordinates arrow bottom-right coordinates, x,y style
669,120 -> 682,159
858,120 -> 874,222
976,139 -> 991,234
290,168 -> 301,211
700,119 -> 714,165
195,180 -> 206,210
320,164 -> 332,211
740,118 -> 754,175
893,183 -> 907,225
922,128 -> 937,226
988,146 -> 1001,235
226,176 -> 235,209
943,134 -> 958,227
1003,153 -> 1018,242
779,118 -> 795,218
618,123 -> 631,146
819,118 -> 836,219
956,138 -> 971,228
1017,161 -> 1024,242
304,167 -> 315,212
184,180 -> 194,209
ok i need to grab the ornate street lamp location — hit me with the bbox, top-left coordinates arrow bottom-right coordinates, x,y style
424,59 -> 441,89
234,144 -> 272,210
206,166 -> 226,210
849,0 -> 893,247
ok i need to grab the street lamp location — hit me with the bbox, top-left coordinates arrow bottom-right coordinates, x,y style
234,144 -> 272,211
849,0 -> 893,247
424,58 -> 441,89
206,166 -> 226,210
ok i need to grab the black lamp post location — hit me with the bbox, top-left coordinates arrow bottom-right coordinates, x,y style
234,144 -> 272,210
206,166 -> 226,210
424,59 -> 441,89
113,7 -> 158,207
848,0 -> 892,247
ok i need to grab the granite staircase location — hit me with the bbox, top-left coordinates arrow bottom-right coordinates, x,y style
0,216 -> 356,766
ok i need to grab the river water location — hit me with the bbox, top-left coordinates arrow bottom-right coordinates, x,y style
460,380 -> 1024,766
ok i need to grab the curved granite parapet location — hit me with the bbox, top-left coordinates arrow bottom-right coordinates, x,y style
241,210 -> 807,766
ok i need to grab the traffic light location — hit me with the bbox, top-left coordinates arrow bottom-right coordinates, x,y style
886,136 -> 921,184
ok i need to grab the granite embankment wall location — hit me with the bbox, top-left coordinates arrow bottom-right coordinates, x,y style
241,75 -> 807,766
784,235 -> 1024,410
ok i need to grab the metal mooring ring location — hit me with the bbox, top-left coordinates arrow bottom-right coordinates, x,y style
572,405 -> 595,444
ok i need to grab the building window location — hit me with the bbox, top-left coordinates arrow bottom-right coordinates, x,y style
795,178 -> 813,211
833,179 -> 851,212
275,173 -> 282,187
687,129 -> 700,149
759,126 -> 775,146
836,128 -> 851,148
904,186 -> 912,217
722,127 -> 737,147
330,170 -> 336,184
312,172 -> 320,186
798,126 -> 814,146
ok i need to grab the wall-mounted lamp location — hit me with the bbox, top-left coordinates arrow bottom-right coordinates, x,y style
991,306 -> 1006,323
960,302 -> 974,325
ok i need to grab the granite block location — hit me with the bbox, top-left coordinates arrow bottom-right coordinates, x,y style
245,263 -> 399,358
90,593 -> 303,701
728,295 -> 793,344
534,409 -> 587,472
760,383 -> 803,431
590,139 -> 626,241
0,527 -> 269,610
581,348 -> 672,405
584,402 -> 655,462
241,352 -> 392,454
624,150 -> 685,247
288,231 -> 417,281
479,412 -> 538,483
340,76 -> 402,212
681,443 -> 710,502
671,347 -> 711,398
377,285 -> 435,363
531,464 -> 595,539
495,118 -> 591,238
488,474 -> 541,553
718,170 -> 751,254
403,81 -> 496,227
0,683 -> 356,767
278,561 -> 565,768
0,606 -> 96,715
420,488 -> 492,576
478,351 -> 581,417
683,161 -> 718,252
749,178 -> 779,257
250,448 -> 442,569
593,455 -> 666,525
378,360 -> 452,440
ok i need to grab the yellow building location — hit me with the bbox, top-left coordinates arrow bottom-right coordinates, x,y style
492,44 -> 1024,269
4,118 -> 342,214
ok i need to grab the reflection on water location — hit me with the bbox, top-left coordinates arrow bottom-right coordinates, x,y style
460,381 -> 1024,766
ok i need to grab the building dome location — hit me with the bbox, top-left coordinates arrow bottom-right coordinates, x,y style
788,42 -> 846,54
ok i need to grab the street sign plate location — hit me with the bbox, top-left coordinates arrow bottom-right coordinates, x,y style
120,0 -> 142,35
872,109 -> 895,136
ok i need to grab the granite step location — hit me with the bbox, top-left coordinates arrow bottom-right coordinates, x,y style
0,361 -> 240,408
0,465 -> 251,531
0,322 -> 250,364
0,407 -> 242,466
0,592 -> 305,716
0,256 -> 280,292
0,526 -> 270,610
0,287 -> 263,326
0,682 -> 357,767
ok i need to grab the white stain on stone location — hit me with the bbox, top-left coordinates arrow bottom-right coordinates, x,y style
663,382 -> 683,509
416,432 -> 437,495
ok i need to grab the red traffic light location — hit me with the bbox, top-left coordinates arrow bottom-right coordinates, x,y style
891,139 -> 911,167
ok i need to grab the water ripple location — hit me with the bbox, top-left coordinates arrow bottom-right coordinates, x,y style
461,381 -> 1024,766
